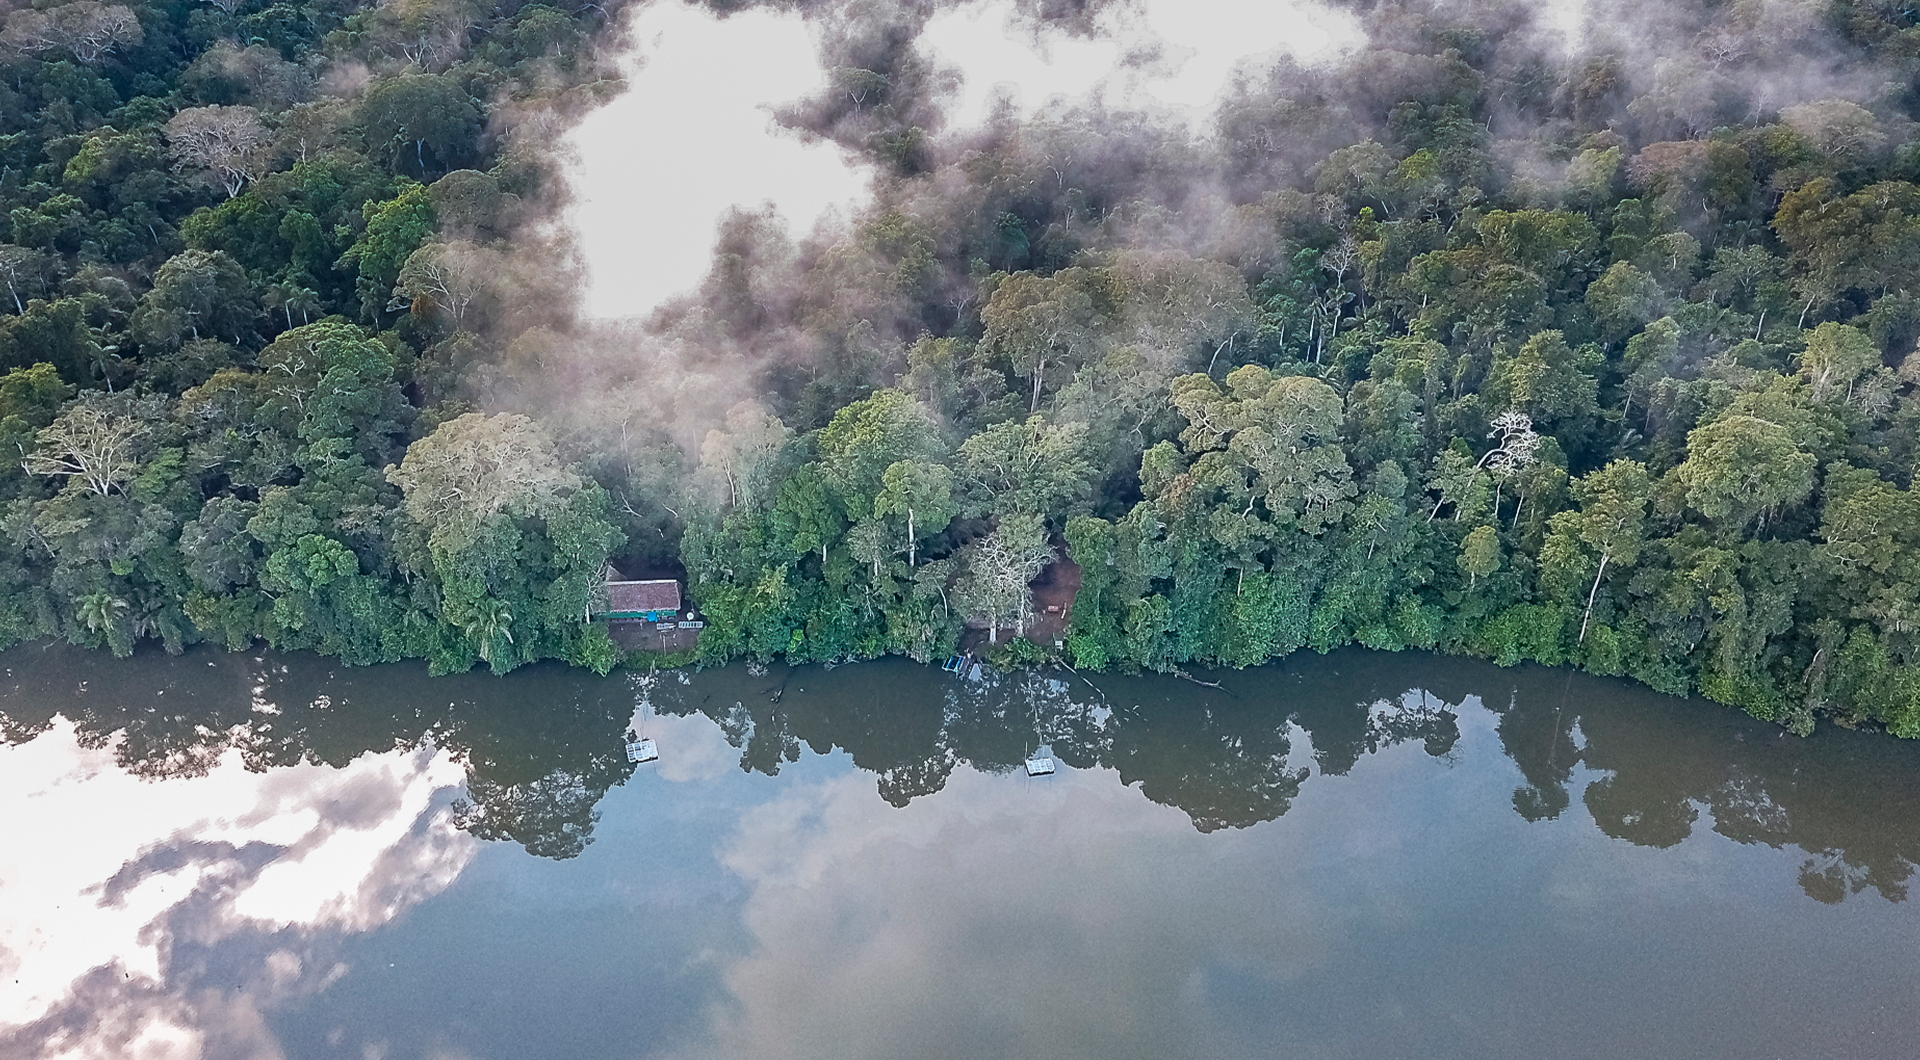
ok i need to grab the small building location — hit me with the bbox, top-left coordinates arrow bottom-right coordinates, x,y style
604,578 -> 681,623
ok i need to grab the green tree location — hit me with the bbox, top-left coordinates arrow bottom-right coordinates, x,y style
1171,365 -> 1356,534
466,596 -> 514,665
357,73 -> 480,177
1458,524 -> 1502,589
955,415 -> 1095,522
129,250 -> 257,350
1674,414 -> 1817,531
387,413 -> 614,673
874,459 -> 957,568
336,183 -> 436,319
254,320 -> 412,460
1570,459 -> 1651,643
1585,261 -> 1665,343
695,401 -> 789,513
979,268 -> 1108,413
816,389 -> 941,520
1797,322 -> 1885,407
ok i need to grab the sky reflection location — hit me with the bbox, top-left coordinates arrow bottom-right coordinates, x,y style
7,650 -> 1920,1059
0,719 -> 471,1059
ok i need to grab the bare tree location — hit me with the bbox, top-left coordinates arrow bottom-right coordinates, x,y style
1478,410 -> 1542,525
22,393 -> 159,497
1309,231 -> 1359,364
165,105 -> 269,199
389,240 -> 488,324
383,0 -> 480,70
2,3 -> 143,64
0,10 -> 61,55
66,0 -> 141,60
956,512 -> 1055,644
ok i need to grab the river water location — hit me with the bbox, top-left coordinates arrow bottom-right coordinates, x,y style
3,643 -> 1919,1059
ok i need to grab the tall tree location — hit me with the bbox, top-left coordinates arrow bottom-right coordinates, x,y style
1569,459 -> 1652,643
165,106 -> 269,199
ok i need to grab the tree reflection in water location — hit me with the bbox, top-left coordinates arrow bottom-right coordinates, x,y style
5,643 -> 1920,901
0,646 -> 636,861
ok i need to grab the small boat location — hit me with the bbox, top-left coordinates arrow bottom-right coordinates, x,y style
942,655 -> 966,674
627,738 -> 658,764
1025,754 -> 1055,777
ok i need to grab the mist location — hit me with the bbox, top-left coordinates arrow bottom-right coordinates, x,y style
565,4 -> 873,318
565,0 -> 1363,322
542,0 -> 1916,425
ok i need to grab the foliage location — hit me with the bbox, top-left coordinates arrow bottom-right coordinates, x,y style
2,0 -> 1919,747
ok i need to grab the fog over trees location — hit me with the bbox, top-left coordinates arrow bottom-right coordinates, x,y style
0,0 -> 1917,738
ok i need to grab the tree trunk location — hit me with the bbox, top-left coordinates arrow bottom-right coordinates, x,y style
1580,551 -> 1611,644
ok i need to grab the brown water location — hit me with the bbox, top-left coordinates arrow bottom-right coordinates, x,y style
3,642 -> 1919,1059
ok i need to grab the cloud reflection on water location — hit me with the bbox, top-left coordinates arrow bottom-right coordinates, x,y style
656,693 -> 1476,1060
8,647 -> 1920,1058
677,764 -> 1335,1060
0,719 -> 472,1059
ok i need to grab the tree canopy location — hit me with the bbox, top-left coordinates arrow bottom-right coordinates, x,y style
1,0 -> 1919,744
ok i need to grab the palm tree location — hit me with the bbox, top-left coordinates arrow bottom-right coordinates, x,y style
84,334 -> 123,391
75,591 -> 128,635
465,597 -> 514,665
265,281 -> 322,331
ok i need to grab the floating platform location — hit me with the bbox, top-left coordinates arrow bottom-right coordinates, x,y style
1025,755 -> 1055,777
627,738 -> 658,764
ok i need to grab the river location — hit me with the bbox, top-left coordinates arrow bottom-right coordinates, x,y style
3,643 -> 1919,1059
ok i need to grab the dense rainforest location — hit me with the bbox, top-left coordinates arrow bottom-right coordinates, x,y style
2,0 -> 1919,740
